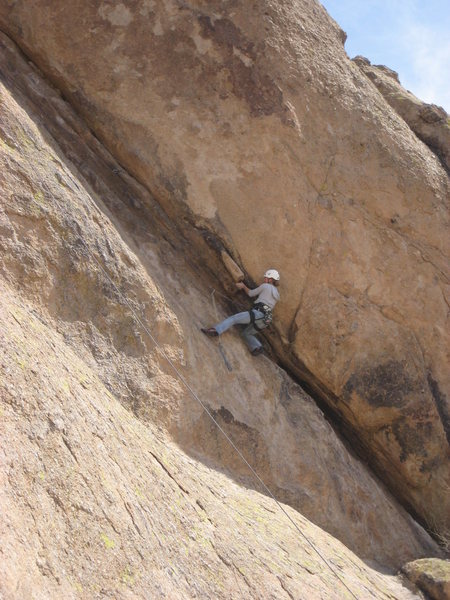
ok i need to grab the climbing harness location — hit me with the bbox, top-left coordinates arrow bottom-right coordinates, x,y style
210,289 -> 273,331
250,302 -> 273,330
28,194 -> 359,600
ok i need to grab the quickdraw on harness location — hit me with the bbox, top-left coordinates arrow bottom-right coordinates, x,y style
249,302 -> 273,331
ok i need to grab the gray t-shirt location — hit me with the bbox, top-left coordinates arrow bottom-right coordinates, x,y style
248,283 -> 280,309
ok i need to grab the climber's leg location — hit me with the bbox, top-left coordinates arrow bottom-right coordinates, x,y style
241,323 -> 263,354
213,311 -> 251,335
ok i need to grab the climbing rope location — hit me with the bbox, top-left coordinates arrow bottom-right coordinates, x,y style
28,193 -> 360,600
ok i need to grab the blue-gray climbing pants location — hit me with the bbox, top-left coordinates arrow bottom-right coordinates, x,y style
214,310 -> 265,352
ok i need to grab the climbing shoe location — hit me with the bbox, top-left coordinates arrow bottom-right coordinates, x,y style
251,347 -> 263,356
201,327 -> 219,337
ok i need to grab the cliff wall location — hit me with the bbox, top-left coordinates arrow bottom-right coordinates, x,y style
1,0 -> 447,534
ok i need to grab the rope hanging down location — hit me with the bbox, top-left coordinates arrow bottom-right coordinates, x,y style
29,193 -> 360,600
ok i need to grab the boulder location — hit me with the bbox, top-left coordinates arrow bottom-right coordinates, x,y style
402,559 -> 450,600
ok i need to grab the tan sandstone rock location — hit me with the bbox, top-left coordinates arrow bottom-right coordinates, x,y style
0,29 -> 442,599
1,0 -> 447,539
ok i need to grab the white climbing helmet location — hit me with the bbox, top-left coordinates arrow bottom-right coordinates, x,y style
264,269 -> 280,281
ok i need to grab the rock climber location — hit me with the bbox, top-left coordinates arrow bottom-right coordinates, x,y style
201,269 -> 280,356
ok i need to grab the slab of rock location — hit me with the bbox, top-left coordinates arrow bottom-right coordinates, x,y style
1,283 -> 429,599
402,559 -> 450,600
0,0 -> 449,542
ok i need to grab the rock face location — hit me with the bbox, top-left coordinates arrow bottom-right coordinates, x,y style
353,56 -> 450,173
1,286 -> 428,600
1,0 -> 448,538
0,30 -> 442,598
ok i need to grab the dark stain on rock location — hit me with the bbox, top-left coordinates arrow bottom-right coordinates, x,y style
427,372 -> 450,445
279,379 -> 303,427
343,360 -> 421,409
217,406 -> 239,425
198,15 -> 255,57
392,420 -> 433,463
211,406 -> 265,456
198,15 -> 288,120
207,405 -> 267,473
228,57 -> 285,118
199,227 -> 225,253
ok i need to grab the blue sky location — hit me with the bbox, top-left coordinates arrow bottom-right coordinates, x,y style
320,0 -> 450,112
